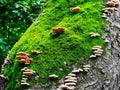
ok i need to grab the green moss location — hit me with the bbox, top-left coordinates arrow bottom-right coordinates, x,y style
4,0 -> 106,89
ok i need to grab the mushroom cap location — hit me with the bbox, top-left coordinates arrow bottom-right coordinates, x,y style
59,84 -> 68,89
93,45 -> 102,49
21,82 -> 30,86
95,54 -> 102,57
49,74 -> 58,79
89,55 -> 96,58
64,79 -> 77,83
16,59 -> 26,63
65,82 -> 76,86
72,69 -> 79,73
70,6 -> 81,12
68,73 -> 76,77
23,71 -> 34,75
17,52 -> 29,56
78,68 -> 83,72
83,64 -> 91,68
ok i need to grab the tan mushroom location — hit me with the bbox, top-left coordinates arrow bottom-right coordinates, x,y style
65,82 -> 76,86
59,84 -> 68,90
106,1 -> 119,7
64,79 -> 77,83
89,55 -> 96,58
68,73 -> 76,77
52,27 -> 65,35
83,64 -> 91,68
23,71 -> 34,76
49,74 -> 58,79
70,6 -> 81,12
21,82 -> 30,86
72,69 -> 79,73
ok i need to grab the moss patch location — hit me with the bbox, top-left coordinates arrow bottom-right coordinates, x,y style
4,0 -> 106,89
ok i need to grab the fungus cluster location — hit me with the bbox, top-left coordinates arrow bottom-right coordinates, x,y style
16,52 -> 32,65
102,0 -> 119,18
83,64 -> 91,72
20,67 -> 36,86
49,74 -> 58,79
51,27 -> 65,35
107,0 -> 119,7
90,45 -> 103,58
89,32 -> 100,38
58,65 -> 91,90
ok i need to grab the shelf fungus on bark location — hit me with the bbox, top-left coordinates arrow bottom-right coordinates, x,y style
49,74 -> 58,79
104,39 -> 110,43
23,69 -> 36,76
71,69 -> 80,74
89,32 -> 100,38
64,79 -> 77,83
70,6 -> 81,12
89,55 -> 96,58
102,7 -> 118,13
51,27 -> 65,35
21,82 -> 30,86
65,82 -> 76,86
58,84 -> 68,90
106,1 -> 119,7
16,52 -> 32,65
68,73 -> 76,77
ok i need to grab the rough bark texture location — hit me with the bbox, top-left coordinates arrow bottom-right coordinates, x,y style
75,2 -> 120,90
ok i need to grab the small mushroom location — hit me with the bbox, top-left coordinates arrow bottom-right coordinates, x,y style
65,82 -> 76,86
21,67 -> 28,71
78,68 -> 83,72
95,54 -> 102,57
89,55 -> 96,58
17,52 -> 29,56
16,59 -> 26,63
64,79 -> 77,83
70,6 -> 81,12
68,73 -> 76,77
93,45 -> 102,49
104,39 -> 109,43
59,84 -> 68,90
67,86 -> 75,90
49,74 -> 58,79
106,1 -> 119,7
52,27 -> 65,35
72,69 -> 79,74
83,64 -> 91,68
23,71 -> 34,76
83,67 -> 90,72
21,82 -> 30,86
68,77 -> 77,81
65,76 -> 72,79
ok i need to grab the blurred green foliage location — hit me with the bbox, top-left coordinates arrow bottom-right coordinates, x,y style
0,0 -> 46,67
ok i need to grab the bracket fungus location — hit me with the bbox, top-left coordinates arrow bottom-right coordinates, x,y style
49,74 -> 58,79
106,1 -> 119,7
23,69 -> 36,76
102,7 -> 118,13
16,52 -> 32,65
70,6 -> 81,12
51,27 -> 65,35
